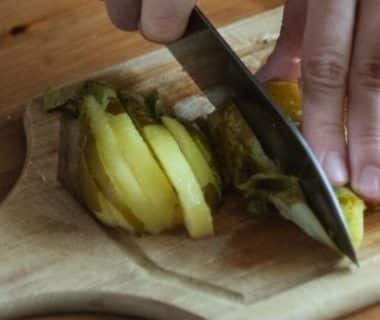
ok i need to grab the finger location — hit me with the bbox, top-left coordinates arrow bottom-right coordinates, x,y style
302,0 -> 357,186
105,0 -> 142,31
256,0 -> 307,82
348,1 -> 380,202
140,0 -> 196,43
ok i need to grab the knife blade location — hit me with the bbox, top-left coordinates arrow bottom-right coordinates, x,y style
167,7 -> 358,264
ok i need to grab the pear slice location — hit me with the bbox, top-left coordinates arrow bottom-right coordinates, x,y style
82,95 -> 163,234
107,112 -> 179,229
264,81 -> 303,125
80,156 -> 116,227
336,187 -> 366,249
191,131 -> 223,186
84,130 -> 143,232
162,116 -> 222,208
191,131 -> 214,166
143,124 -> 214,238
80,156 -> 135,232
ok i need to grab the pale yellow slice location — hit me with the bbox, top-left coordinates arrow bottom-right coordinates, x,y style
192,131 -> 214,165
84,129 -> 143,232
82,95 -> 162,234
108,113 -> 179,230
143,124 -> 214,238
191,132 -> 223,188
80,156 -> 116,227
336,187 -> 366,249
80,156 -> 135,232
264,81 -> 303,124
99,194 -> 136,232
162,116 -> 221,208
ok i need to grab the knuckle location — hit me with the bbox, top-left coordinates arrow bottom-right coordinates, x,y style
321,121 -> 344,135
353,126 -> 380,146
306,121 -> 344,146
303,50 -> 348,92
351,58 -> 380,92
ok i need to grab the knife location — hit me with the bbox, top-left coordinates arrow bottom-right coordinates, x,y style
168,7 -> 358,264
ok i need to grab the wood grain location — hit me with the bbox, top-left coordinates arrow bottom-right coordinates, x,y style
0,1 -> 378,319
0,9 -> 380,320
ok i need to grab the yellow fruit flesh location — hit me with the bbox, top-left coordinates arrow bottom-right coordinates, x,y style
80,156 -> 135,231
99,195 -> 136,231
80,156 -> 116,227
162,116 -> 221,208
108,113 -> 179,229
83,95 -> 161,234
84,132 -> 143,232
143,124 -> 214,238
336,187 -> 366,249
264,81 -> 303,124
191,132 -> 222,185
192,132 -> 213,164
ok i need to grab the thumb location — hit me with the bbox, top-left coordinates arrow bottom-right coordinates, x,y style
105,0 -> 142,31
256,0 -> 307,82
140,0 -> 197,43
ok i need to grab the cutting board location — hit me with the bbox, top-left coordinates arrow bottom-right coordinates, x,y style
2,7 -> 380,320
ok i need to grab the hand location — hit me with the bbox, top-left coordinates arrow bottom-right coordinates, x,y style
258,0 -> 380,203
105,0 -> 196,43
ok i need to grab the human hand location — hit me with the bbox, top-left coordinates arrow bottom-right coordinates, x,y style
105,0 -> 196,43
257,0 -> 380,203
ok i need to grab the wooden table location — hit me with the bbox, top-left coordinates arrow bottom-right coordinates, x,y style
0,1 -> 378,319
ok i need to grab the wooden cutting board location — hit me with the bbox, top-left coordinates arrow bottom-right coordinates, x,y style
2,7 -> 380,320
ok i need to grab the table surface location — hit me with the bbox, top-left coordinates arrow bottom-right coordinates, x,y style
0,1 -> 378,319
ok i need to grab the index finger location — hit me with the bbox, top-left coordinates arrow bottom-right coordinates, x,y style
302,0 -> 357,186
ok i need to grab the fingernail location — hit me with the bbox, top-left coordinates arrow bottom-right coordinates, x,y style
357,166 -> 380,201
323,152 -> 348,186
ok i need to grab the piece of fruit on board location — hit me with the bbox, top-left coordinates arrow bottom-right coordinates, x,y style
44,80 -> 365,255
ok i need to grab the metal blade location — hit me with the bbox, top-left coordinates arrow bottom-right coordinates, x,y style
168,7 -> 357,264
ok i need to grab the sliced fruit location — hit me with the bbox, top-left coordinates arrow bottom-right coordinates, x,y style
80,156 -> 135,232
107,112 -> 179,229
82,95 -> 163,234
264,81 -> 303,124
117,90 -> 184,226
80,156 -> 116,227
191,130 -> 223,187
162,116 -> 221,208
191,130 -> 214,166
99,193 -> 136,232
84,131 -> 143,232
143,124 -> 214,238
336,187 -> 366,249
